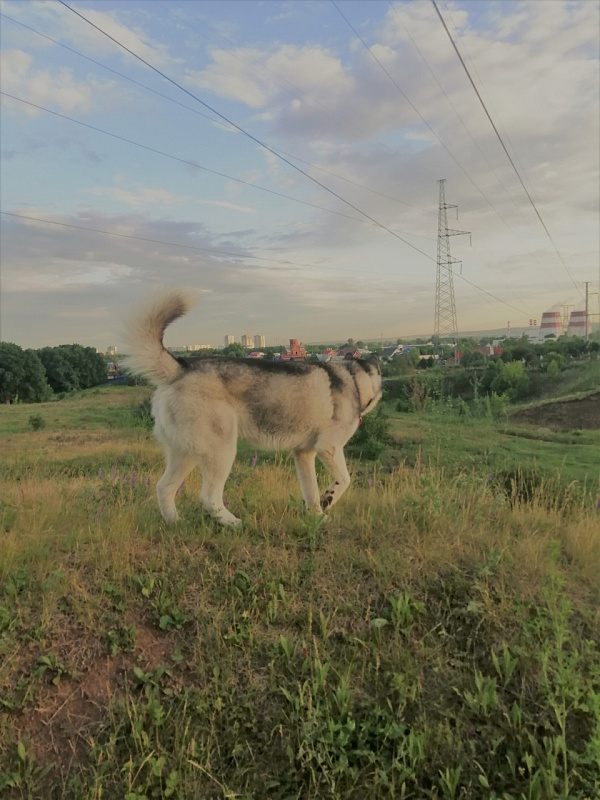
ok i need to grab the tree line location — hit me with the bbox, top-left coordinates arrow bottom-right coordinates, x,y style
0,342 -> 107,404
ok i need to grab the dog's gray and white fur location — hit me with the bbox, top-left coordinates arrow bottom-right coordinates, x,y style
126,290 -> 382,527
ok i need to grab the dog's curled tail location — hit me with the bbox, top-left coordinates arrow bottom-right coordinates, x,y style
124,290 -> 196,385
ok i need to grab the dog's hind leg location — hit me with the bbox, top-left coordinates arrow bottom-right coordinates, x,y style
156,448 -> 196,524
317,445 -> 351,511
197,437 -> 241,528
293,450 -> 322,515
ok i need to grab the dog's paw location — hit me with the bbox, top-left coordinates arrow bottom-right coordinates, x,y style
214,507 -> 242,528
320,491 -> 335,511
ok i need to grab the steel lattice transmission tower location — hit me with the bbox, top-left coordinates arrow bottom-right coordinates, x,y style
434,179 -> 470,347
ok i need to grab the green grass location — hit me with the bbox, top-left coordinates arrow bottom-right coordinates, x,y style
0,386 -> 599,799
384,406 -> 600,489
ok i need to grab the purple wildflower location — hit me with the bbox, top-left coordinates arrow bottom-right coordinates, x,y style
597,497 -> 600,511
224,499 -> 230,507
487,474 -> 493,482
131,471 -> 136,488
252,451 -> 258,467
98,468 -> 103,480
368,478 -> 373,488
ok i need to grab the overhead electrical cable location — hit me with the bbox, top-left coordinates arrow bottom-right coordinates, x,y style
430,0 -> 583,299
1,11 -> 434,216
384,1 -> 561,302
4,6 -> 538,319
385,1 -> 533,220
56,0 -> 434,262
331,0 -> 543,250
1,92 -> 435,241
162,3 -> 335,119
0,211 -> 417,281
1,211 -> 536,318
440,2 -> 542,207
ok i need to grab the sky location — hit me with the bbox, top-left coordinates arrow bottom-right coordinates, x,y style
1,0 -> 599,350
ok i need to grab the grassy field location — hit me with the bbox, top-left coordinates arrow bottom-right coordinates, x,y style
0,385 -> 599,799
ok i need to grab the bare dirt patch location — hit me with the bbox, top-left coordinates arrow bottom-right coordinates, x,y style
510,391 -> 600,429
12,615 -> 175,790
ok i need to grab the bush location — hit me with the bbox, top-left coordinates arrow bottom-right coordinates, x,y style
131,397 -> 154,429
28,414 -> 46,431
346,406 -> 390,460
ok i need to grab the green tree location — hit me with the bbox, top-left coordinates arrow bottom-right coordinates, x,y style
408,348 -> 421,367
462,350 -> 487,368
0,342 -> 27,404
222,344 -> 248,358
37,347 -> 79,393
481,359 -> 528,401
20,350 -> 52,402
57,344 -> 106,388
0,343 -> 51,403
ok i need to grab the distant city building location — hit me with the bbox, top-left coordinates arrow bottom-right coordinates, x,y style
337,345 -> 361,359
185,344 -> 211,351
224,334 -> 235,347
107,345 -> 118,356
254,334 -> 266,349
241,333 -> 253,348
280,339 -> 306,361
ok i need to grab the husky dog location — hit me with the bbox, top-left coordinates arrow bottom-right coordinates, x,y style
126,291 -> 382,527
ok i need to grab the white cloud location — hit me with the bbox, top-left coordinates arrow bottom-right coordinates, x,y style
1,49 -> 93,115
87,185 -> 187,207
196,199 -> 255,215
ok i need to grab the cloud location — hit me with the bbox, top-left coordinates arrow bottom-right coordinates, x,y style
1,49 -> 93,115
196,199 -> 255,215
87,185 -> 187,207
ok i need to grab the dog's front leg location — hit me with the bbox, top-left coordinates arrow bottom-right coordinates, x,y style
317,446 -> 351,511
293,450 -> 322,515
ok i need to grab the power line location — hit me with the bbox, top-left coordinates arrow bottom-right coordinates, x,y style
0,211 -> 421,281
1,91 -> 436,241
430,0 -> 583,299
331,0 -> 528,238
1,10 -> 435,217
0,211 -> 349,273
56,0 -> 434,262
385,1 -> 535,223
1,211 -> 536,318
3,6 -> 538,320
383,0 -> 560,308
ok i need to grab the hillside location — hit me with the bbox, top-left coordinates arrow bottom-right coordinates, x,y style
0,386 -> 598,799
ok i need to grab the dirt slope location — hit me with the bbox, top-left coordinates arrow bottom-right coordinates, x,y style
510,391 -> 600,429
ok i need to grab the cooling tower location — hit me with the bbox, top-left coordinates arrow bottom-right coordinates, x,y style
567,310 -> 590,337
539,310 -> 563,337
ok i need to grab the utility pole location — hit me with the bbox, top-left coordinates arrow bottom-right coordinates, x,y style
584,282 -> 590,342
434,179 -> 470,360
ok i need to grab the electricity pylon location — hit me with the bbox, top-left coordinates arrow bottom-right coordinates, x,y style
434,179 -> 470,353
